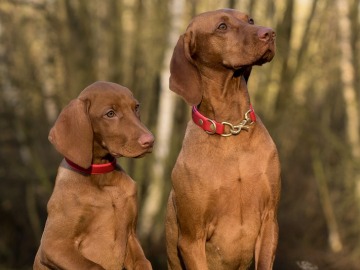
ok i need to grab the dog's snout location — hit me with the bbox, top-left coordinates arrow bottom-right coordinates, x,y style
258,27 -> 275,42
138,133 -> 155,149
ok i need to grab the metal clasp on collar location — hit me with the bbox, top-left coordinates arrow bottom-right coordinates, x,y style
221,109 -> 254,137
205,119 -> 217,135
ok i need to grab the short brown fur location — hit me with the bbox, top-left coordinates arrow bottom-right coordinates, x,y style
165,9 -> 281,270
34,81 -> 154,270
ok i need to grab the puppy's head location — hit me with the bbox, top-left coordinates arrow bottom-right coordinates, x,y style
48,81 -> 154,168
169,9 -> 276,105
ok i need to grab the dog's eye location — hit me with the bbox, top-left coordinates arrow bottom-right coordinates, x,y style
105,110 -> 116,118
249,18 -> 254,25
134,104 -> 141,118
135,104 -> 140,112
217,23 -> 227,30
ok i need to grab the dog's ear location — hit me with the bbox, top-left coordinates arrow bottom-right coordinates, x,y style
243,66 -> 252,84
169,33 -> 202,106
48,99 -> 93,168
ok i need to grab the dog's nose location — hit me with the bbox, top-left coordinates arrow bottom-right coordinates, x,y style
258,27 -> 275,42
138,133 -> 155,148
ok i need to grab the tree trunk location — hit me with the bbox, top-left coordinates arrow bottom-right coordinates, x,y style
139,0 -> 185,239
274,0 -> 294,113
337,0 -> 360,159
312,149 -> 343,253
337,0 -> 360,256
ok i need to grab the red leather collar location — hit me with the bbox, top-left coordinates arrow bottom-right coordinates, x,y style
192,104 -> 256,136
65,157 -> 117,175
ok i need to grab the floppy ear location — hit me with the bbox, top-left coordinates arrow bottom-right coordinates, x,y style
169,33 -> 202,106
48,99 -> 93,168
243,66 -> 252,84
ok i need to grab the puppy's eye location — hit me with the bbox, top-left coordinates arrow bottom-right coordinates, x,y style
217,23 -> 227,30
105,110 -> 116,118
249,18 -> 254,25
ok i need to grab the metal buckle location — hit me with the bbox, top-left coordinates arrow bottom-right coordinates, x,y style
205,119 -> 217,135
220,109 -> 254,137
244,109 -> 255,125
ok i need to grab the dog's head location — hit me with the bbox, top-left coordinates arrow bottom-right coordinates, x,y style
170,9 -> 276,105
48,81 -> 154,168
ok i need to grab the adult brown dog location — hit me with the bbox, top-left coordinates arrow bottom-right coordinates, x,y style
34,81 -> 154,270
165,9 -> 281,270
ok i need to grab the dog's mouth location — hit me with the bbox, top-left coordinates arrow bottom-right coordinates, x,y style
228,48 -> 275,71
110,146 -> 153,159
133,146 -> 154,158
251,46 -> 275,66
263,41 -> 276,59
134,150 -> 152,158
255,53 -> 274,65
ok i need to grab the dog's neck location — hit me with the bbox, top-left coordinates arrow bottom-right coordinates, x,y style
197,68 -> 251,123
92,140 -> 116,164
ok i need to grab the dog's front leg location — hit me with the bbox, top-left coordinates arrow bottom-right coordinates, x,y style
165,191 -> 183,270
178,233 -> 208,270
124,233 -> 152,270
254,210 -> 279,270
171,176 -> 209,269
37,241 -> 105,270
166,191 -> 208,270
176,203 -> 209,270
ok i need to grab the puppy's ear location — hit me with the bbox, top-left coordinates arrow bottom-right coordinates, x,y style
48,99 -> 93,168
169,32 -> 202,106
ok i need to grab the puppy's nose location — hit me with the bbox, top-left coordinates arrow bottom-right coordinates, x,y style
258,27 -> 275,42
138,133 -> 155,148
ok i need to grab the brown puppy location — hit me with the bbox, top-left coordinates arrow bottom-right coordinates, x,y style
34,81 -> 154,270
165,9 -> 281,270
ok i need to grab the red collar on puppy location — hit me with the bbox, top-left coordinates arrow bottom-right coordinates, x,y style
65,157 -> 117,175
192,104 -> 256,136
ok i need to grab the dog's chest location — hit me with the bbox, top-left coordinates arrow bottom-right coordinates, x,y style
173,126 -> 274,231
74,181 -> 135,268
175,132 -> 271,194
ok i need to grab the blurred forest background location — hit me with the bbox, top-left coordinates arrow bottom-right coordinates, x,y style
0,0 -> 359,269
